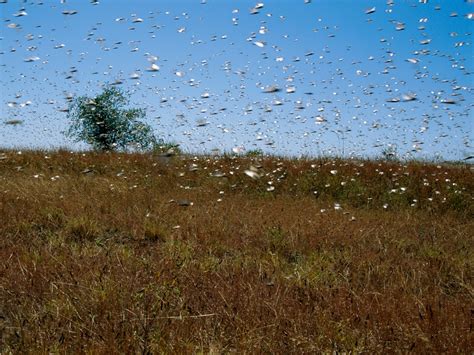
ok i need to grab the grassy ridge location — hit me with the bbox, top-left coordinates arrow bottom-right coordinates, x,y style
1,150 -> 473,352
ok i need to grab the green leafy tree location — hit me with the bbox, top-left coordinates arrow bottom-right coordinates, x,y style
66,86 -> 156,151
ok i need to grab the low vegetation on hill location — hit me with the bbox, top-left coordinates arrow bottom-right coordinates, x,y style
0,150 -> 472,352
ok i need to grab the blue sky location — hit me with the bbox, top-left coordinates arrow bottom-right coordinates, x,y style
1,0 -> 472,159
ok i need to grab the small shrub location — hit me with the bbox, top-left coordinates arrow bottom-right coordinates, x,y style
245,149 -> 264,157
380,145 -> 398,161
152,140 -> 182,155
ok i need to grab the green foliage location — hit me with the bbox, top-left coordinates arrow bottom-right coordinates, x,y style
152,140 -> 182,155
66,86 -> 156,151
245,149 -> 264,157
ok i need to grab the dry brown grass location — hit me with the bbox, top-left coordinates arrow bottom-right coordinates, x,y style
0,150 -> 473,353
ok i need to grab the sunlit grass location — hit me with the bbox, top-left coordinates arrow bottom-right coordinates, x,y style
0,149 -> 472,352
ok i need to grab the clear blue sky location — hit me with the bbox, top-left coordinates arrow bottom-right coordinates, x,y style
1,0 -> 473,159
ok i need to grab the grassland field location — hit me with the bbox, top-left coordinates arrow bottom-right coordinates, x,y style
0,149 -> 473,353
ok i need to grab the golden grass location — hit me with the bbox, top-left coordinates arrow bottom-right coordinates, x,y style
0,150 -> 473,352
